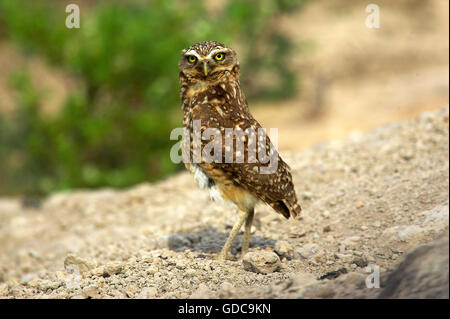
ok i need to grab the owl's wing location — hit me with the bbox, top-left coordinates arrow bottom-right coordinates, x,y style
188,101 -> 301,219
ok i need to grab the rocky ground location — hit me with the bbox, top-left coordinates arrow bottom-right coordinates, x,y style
0,107 -> 448,299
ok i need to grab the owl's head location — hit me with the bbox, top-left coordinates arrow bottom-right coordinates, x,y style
178,41 -> 239,80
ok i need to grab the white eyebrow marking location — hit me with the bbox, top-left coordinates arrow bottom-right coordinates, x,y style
208,48 -> 231,58
184,50 -> 202,59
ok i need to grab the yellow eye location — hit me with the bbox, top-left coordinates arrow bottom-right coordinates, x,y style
187,56 -> 197,63
214,53 -> 225,61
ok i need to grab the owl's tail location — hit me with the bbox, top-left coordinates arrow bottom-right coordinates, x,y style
289,201 -> 302,219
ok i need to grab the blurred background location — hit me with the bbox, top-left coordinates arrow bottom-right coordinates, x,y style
0,0 -> 448,197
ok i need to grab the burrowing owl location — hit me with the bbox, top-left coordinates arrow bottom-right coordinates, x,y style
178,41 -> 301,260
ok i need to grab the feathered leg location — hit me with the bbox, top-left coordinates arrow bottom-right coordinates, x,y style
240,208 -> 254,258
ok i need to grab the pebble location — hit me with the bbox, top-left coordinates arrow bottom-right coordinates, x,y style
91,266 -> 105,277
185,268 -> 197,277
242,251 -> 281,274
295,243 -> 323,260
335,253 -> 353,262
125,284 -> 138,298
64,255 -> 93,277
38,280 -> 60,290
82,286 -> 100,298
323,226 -> 332,233
352,258 -> 368,268
274,240 -> 294,259
105,261 -> 123,276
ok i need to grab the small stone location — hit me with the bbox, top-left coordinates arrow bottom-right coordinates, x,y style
352,258 -> 368,268
322,211 -> 330,218
38,280 -> 60,290
318,267 -> 348,280
147,265 -> 159,275
274,240 -> 294,259
141,254 -> 153,263
185,269 -> 197,277
82,286 -> 100,298
91,266 -> 105,277
105,261 -> 123,276
323,226 -> 332,233
295,243 -> 323,260
176,260 -> 187,270
125,284 -> 138,298
242,251 -> 281,274
27,278 -> 41,288
64,255 -> 93,277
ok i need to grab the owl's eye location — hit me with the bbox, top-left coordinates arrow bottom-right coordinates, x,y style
187,56 -> 197,64
214,53 -> 226,61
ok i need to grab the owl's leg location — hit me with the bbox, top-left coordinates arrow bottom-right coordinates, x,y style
240,208 -> 254,259
218,209 -> 248,260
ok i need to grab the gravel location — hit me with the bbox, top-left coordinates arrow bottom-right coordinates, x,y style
0,107 -> 448,299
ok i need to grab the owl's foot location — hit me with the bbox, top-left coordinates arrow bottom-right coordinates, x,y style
217,251 -> 230,261
238,246 -> 250,260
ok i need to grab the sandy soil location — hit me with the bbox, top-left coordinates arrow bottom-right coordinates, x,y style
0,106 -> 448,299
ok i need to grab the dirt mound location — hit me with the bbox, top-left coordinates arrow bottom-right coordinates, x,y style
0,107 -> 448,298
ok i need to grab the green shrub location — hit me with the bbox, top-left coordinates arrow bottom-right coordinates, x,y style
0,0 -> 304,195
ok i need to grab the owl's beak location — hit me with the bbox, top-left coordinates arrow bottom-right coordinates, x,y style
202,62 -> 210,76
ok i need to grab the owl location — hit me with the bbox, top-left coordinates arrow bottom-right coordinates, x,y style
178,41 -> 301,260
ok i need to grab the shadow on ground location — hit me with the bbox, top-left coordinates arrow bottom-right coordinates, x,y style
164,226 -> 276,257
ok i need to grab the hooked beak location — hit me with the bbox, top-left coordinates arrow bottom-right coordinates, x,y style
202,62 -> 210,76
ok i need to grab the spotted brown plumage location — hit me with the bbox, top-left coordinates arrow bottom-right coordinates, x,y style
178,41 -> 301,260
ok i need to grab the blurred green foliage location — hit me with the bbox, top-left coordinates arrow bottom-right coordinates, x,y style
0,0 -> 304,196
